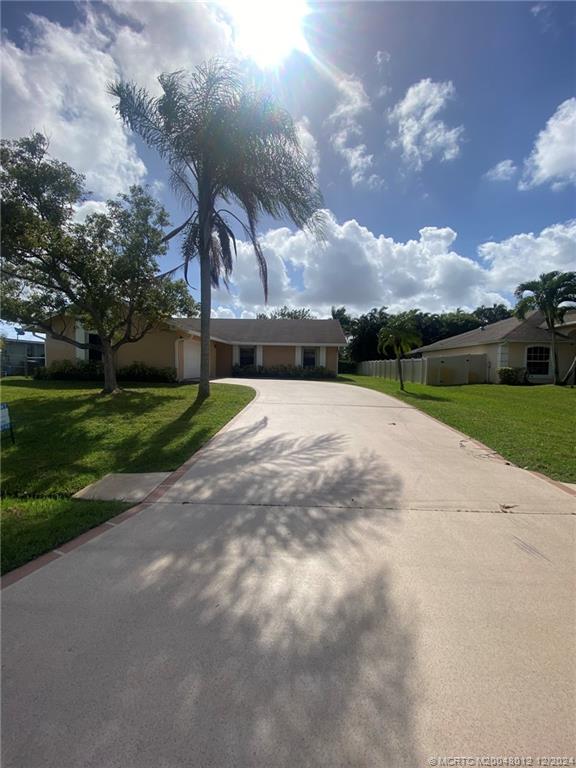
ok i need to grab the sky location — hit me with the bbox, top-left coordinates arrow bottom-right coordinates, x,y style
2,0 -> 575,330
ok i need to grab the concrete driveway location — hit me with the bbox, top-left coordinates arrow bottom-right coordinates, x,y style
3,379 -> 575,767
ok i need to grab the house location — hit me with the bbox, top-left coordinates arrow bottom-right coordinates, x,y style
44,317 -> 347,379
411,309 -> 576,384
1,337 -> 45,376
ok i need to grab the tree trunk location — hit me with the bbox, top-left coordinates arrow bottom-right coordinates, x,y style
101,340 -> 119,394
396,351 -> 404,391
561,353 -> 576,386
197,196 -> 212,401
550,322 -> 560,385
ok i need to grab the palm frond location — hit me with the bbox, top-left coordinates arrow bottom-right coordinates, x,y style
110,59 -> 325,305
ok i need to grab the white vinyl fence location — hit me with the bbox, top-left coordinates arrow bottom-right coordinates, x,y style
359,354 -> 487,386
359,358 -> 428,383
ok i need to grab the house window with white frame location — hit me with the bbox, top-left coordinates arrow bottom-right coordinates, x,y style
239,346 -> 256,367
526,346 -> 550,376
302,347 -> 317,368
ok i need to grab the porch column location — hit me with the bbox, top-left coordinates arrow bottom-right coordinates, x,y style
75,322 -> 87,361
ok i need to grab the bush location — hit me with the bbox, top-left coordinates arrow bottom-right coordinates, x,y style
34,359 -> 103,381
34,359 -> 176,383
498,366 -> 526,385
231,364 -> 336,380
337,360 -> 357,374
117,362 -> 177,383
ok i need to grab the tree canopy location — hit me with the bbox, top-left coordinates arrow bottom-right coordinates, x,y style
256,306 -> 313,320
378,317 -> 422,391
515,270 -> 576,385
1,134 -> 197,393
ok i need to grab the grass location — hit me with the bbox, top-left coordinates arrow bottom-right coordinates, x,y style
1,378 -> 255,572
1,497 -> 130,575
340,375 -> 576,483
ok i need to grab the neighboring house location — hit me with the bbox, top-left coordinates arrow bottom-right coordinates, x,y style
44,317 -> 347,379
411,309 -> 576,384
0,337 -> 45,376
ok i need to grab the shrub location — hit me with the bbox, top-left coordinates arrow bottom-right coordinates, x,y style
231,364 -> 336,379
34,359 -> 176,383
117,362 -> 177,383
34,359 -> 104,381
337,360 -> 357,374
497,366 -> 526,385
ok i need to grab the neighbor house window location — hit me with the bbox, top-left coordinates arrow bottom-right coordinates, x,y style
239,346 -> 256,367
526,346 -> 550,376
302,348 -> 317,368
88,333 -> 102,362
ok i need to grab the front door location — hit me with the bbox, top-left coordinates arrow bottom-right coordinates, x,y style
183,339 -> 201,379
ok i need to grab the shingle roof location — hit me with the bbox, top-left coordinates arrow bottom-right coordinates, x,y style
169,318 -> 347,345
413,310 -> 573,354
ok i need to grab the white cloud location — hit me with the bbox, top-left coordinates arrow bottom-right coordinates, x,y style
105,0 -> 231,93
211,213 -> 576,318
375,50 -> 391,70
0,2 -> 231,201
390,78 -> 464,171
519,98 -> 576,190
478,220 -> 576,291
1,13 -> 146,198
211,306 -> 236,319
295,117 -> 320,177
484,159 -> 517,182
327,74 -> 382,188
73,200 -> 109,223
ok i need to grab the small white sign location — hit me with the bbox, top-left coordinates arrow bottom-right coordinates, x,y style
0,403 -> 10,432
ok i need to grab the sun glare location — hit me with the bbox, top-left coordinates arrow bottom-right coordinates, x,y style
225,0 -> 310,68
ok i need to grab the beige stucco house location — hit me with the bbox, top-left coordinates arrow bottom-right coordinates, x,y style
412,309 -> 576,384
44,317 -> 346,379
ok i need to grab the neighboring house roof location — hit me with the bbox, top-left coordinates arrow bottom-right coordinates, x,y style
169,318 -> 347,345
551,309 -> 576,329
413,310 -> 574,354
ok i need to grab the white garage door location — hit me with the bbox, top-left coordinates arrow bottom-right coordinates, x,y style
183,339 -> 201,379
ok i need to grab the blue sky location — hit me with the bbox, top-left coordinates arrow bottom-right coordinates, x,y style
2,0 -> 575,331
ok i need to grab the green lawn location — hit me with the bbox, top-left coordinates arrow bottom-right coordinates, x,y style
340,375 -> 576,483
1,378 -> 255,573
1,497 -> 129,575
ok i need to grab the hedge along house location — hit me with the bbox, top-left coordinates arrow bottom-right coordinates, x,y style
44,317 -> 347,380
410,309 -> 576,384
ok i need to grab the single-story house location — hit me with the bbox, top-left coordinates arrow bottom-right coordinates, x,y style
411,309 -> 576,384
1,336 -> 45,376
44,317 -> 347,379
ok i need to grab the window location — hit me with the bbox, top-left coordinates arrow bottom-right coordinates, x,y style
239,346 -> 256,367
302,348 -> 317,368
526,346 -> 550,376
88,333 -> 102,362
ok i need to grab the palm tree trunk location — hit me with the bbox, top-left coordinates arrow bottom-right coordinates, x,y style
101,339 -> 119,394
197,195 -> 212,401
561,354 -> 576,386
396,351 -> 404,391
550,322 -> 560,385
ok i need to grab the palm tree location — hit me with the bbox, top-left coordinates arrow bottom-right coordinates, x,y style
378,318 -> 422,391
514,271 -> 576,385
109,60 -> 324,399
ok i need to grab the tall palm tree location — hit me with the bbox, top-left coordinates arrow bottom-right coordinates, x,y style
514,271 -> 576,385
378,319 -> 422,391
109,60 -> 324,399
